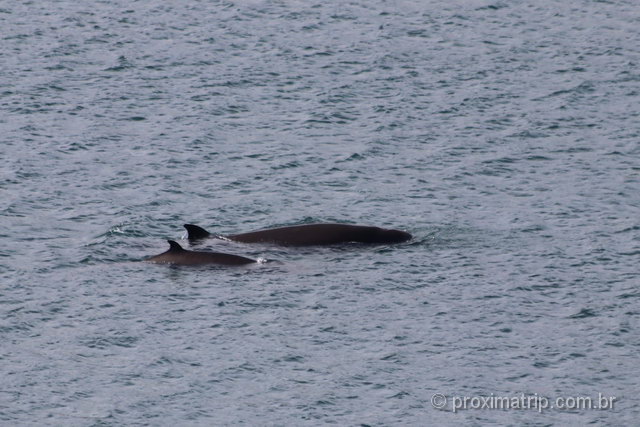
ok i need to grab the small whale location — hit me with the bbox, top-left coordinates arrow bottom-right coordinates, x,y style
146,240 -> 256,266
184,223 -> 412,246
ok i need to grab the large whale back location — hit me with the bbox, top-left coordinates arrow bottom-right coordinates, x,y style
147,240 -> 256,266
184,223 -> 412,246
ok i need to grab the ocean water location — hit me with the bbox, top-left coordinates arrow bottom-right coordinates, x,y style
1,0 -> 639,425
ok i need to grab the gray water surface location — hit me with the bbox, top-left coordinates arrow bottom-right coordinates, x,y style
1,1 -> 639,425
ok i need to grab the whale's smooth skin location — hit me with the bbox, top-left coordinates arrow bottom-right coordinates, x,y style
184,223 -> 412,246
146,240 -> 256,266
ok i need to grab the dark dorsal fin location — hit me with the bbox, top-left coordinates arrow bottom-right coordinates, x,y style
184,224 -> 211,240
167,240 -> 185,252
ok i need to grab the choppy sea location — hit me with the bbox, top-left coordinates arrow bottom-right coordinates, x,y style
1,0 -> 639,425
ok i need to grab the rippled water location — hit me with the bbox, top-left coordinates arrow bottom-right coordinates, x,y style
1,0 -> 639,425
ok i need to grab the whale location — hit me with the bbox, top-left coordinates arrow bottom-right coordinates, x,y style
146,240 -> 256,266
183,223 -> 412,246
